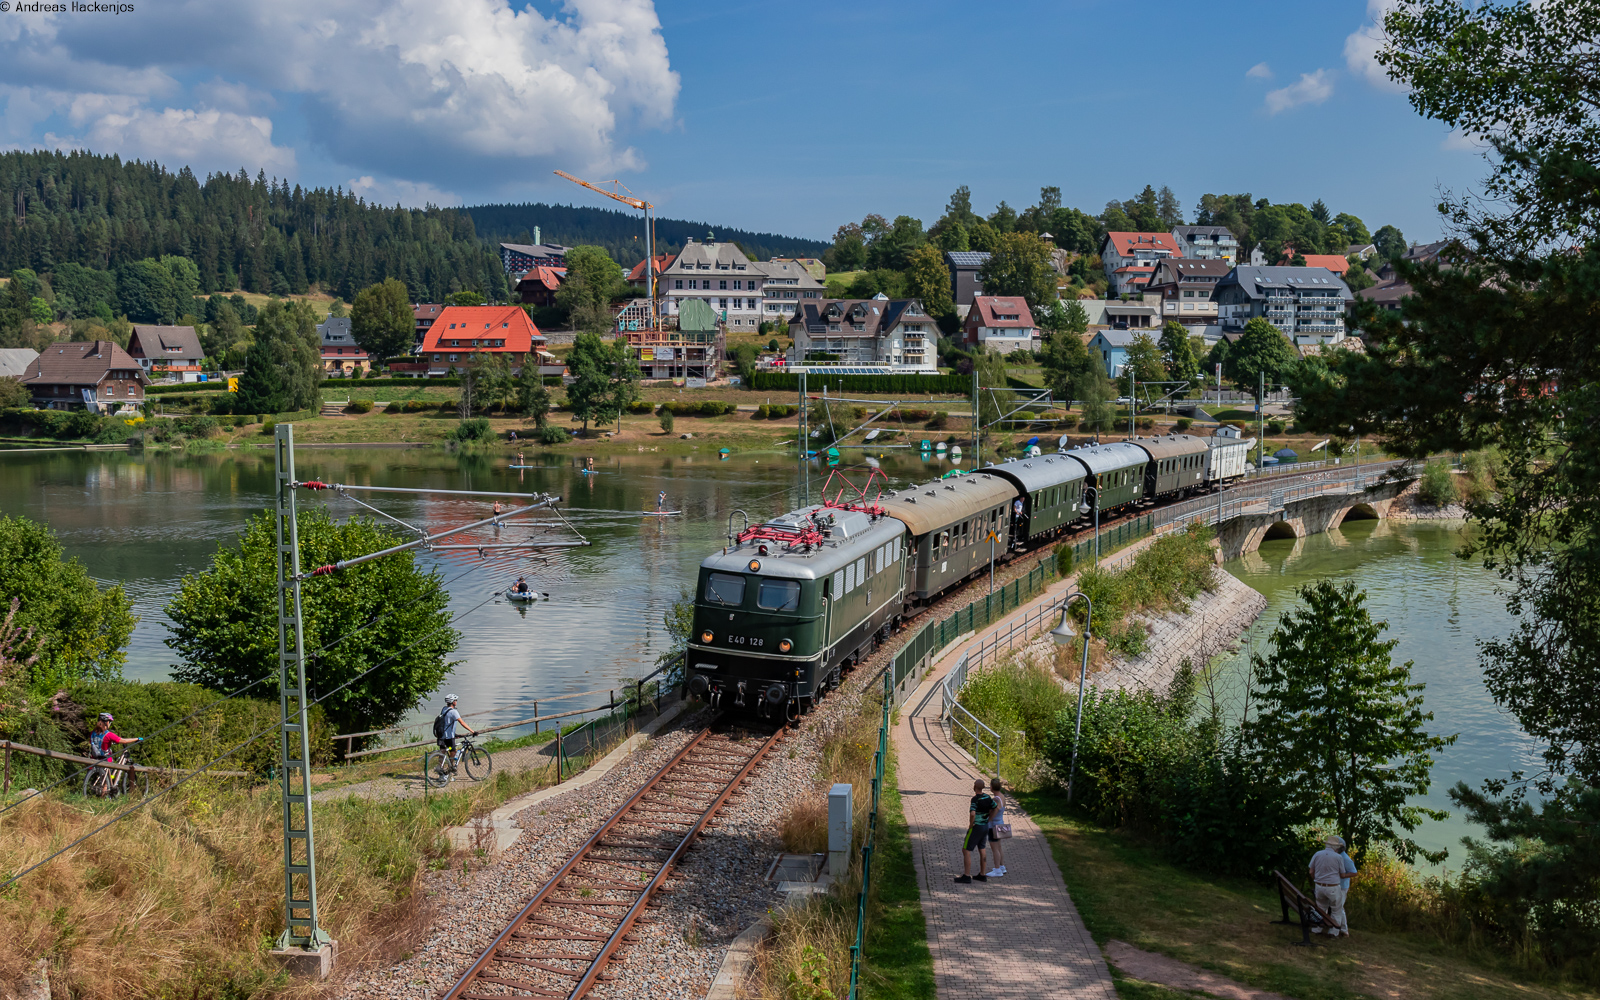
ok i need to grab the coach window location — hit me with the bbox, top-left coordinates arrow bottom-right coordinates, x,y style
757,578 -> 801,611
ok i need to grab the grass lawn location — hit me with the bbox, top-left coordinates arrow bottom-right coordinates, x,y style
862,754 -> 935,1000
1022,791 -> 1597,1000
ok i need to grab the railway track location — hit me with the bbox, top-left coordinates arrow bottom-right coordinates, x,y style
440,723 -> 784,1000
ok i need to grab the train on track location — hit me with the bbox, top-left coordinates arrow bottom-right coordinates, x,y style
685,430 -> 1255,719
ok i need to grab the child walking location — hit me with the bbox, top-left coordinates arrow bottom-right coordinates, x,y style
985,777 -> 1009,877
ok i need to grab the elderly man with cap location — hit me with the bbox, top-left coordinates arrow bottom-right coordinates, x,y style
1308,835 -> 1353,937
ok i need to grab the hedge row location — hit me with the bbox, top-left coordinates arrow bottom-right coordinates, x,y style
654,400 -> 738,417
147,381 -> 229,395
752,404 -> 800,419
748,371 -> 970,394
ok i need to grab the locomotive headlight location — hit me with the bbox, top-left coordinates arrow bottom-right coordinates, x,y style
748,559 -> 761,572
701,630 -> 714,644
778,639 -> 793,653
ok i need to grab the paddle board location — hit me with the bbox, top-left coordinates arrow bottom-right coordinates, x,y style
643,510 -> 683,516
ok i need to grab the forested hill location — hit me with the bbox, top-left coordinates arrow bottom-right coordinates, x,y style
0,149 -> 508,303
465,202 -> 829,264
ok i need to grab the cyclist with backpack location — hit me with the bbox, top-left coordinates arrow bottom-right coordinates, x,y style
434,695 -> 476,772
954,778 -> 998,884
87,713 -> 141,796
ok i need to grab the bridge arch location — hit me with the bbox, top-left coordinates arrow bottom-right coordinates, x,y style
1262,520 -> 1304,541
1340,502 -> 1381,524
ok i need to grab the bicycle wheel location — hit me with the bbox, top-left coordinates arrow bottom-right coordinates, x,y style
424,750 -> 453,788
82,766 -> 97,797
463,746 -> 492,781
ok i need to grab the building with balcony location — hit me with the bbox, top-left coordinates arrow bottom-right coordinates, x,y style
1213,266 -> 1353,345
413,303 -> 444,347
317,316 -> 370,374
126,325 -> 203,374
23,341 -> 148,411
498,242 -> 569,274
788,296 -> 937,371
1145,259 -> 1229,328
757,258 -> 826,324
944,251 -> 991,306
1100,232 -> 1184,296
1171,225 -> 1240,264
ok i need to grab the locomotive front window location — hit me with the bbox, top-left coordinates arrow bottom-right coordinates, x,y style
705,572 -> 746,606
757,578 -> 801,611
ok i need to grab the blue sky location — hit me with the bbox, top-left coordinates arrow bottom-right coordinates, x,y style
0,0 -> 1483,245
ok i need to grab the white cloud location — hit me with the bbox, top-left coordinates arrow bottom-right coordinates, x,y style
83,108 -> 296,176
1246,62 -> 1273,80
1345,0 -> 1407,92
1441,127 -> 1489,151
1265,70 -> 1334,114
347,175 -> 461,208
0,0 -> 681,186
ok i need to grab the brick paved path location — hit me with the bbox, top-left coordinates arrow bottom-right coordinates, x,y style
896,683 -> 1116,999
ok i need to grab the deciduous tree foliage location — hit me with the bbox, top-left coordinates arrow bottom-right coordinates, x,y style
1223,317 -> 1297,398
976,232 -> 1057,310
556,245 -> 625,335
1246,580 -> 1455,861
236,299 -> 324,413
1159,320 -> 1199,382
350,277 -> 415,362
564,332 -> 639,432
904,244 -> 956,324
165,508 -> 458,739
0,514 -> 134,688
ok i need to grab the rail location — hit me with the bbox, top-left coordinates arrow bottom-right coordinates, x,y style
0,740 -> 254,791
440,725 -> 785,1000
940,655 -> 1001,774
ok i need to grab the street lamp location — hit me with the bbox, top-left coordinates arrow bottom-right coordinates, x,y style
1049,592 -> 1093,803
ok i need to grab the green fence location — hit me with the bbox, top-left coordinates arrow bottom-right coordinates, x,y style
1062,513 -> 1153,569
888,554 -> 1058,690
848,668 -> 891,1000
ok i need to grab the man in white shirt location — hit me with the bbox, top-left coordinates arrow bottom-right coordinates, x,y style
1308,835 -> 1350,937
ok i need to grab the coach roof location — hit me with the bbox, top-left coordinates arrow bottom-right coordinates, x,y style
878,475 -> 1016,536
973,453 -> 1087,495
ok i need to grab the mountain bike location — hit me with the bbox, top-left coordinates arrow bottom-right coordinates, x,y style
425,735 -> 493,788
84,745 -> 136,798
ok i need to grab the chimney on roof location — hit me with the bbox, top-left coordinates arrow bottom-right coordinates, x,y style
534,226 -> 540,246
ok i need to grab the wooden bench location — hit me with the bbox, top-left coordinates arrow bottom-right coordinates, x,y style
1270,869 -> 1335,946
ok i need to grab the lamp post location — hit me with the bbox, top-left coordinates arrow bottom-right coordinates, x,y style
1049,593 -> 1093,803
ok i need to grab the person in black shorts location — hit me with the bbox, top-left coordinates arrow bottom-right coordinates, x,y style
954,778 -> 998,883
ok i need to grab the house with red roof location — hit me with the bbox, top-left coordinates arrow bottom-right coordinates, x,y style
963,296 -> 1039,352
626,254 -> 676,290
514,266 -> 567,307
1099,232 -> 1184,297
417,305 -> 561,376
1292,253 -> 1350,276
413,303 -> 444,347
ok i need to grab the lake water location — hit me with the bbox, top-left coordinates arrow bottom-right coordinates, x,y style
1218,520 -> 1542,866
0,444 -> 1538,862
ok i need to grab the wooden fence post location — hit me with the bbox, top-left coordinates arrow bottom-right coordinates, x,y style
3,741 -> 10,798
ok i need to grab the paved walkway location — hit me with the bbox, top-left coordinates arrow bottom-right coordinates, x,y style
895,571 -> 1129,999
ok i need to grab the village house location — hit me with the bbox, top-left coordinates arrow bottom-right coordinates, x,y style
1170,225 -> 1239,264
1086,329 -> 1140,377
1145,259 -> 1229,328
418,305 -> 556,376
1213,266 -> 1353,345
660,240 -> 766,330
757,258 -> 826,325
317,316 -> 370,374
498,242 -> 569,274
788,296 -> 937,370
22,341 -> 148,411
0,348 -> 39,378
1100,232 -> 1184,296
626,254 -> 676,292
126,325 -> 204,375
514,266 -> 566,307
413,303 -> 444,347
964,296 -> 1039,353
944,251 -> 990,310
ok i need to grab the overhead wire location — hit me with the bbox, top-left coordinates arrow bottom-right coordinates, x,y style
1,581 -> 510,892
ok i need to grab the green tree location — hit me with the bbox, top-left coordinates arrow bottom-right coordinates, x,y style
516,361 -> 551,426
0,515 -> 135,687
27,297 -> 51,324
1075,364 -> 1116,434
976,232 -> 1056,310
1246,580 -> 1455,860
350,277 -> 415,363
968,219 -> 1000,254
0,375 -> 28,408
904,244 -> 956,322
555,245 -> 624,334
165,508 -> 458,739
729,342 -> 759,387
474,351 -> 515,412
1334,213 -> 1371,245
933,221 -> 970,252
1372,224 -> 1406,261
826,222 -> 868,272
865,215 -> 926,271
1123,333 -> 1166,387
973,348 -> 1013,427
565,332 -> 636,433
1158,320 -> 1199,382
201,296 -> 244,360
449,290 -> 485,307
1224,317 -> 1297,399
238,299 -> 323,413
1041,316 -> 1090,403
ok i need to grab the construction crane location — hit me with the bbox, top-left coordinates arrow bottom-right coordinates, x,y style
553,170 -> 657,327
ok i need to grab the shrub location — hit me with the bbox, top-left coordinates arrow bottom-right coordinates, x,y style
955,660 -> 1071,784
402,399 -> 431,413
1055,543 -> 1074,578
753,404 -> 769,419
627,400 -> 654,415
438,400 -> 456,413
178,414 -> 219,438
1136,416 -> 1155,430
1174,417 -> 1192,433
926,411 -> 949,430
537,424 -> 569,444
1417,459 -> 1459,506
1267,419 -> 1285,435
655,400 -> 737,417
349,399 -> 375,414
261,419 -> 276,436
449,417 -> 492,442
659,410 -> 675,433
